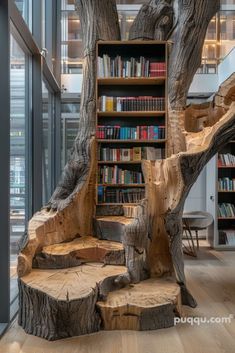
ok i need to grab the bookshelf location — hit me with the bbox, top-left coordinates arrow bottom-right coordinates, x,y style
96,41 -> 168,206
207,140 -> 235,249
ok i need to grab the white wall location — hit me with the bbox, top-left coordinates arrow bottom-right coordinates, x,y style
61,74 -> 83,93
189,74 -> 218,96
218,47 -> 235,85
184,167 -> 207,212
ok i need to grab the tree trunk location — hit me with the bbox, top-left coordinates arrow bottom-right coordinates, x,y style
17,0 -> 235,339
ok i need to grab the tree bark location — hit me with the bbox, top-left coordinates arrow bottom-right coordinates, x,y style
47,0 -> 120,211
129,0 -> 174,41
18,0 -> 235,339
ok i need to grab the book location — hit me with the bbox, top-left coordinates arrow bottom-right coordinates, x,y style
97,54 -> 166,78
133,147 -> 142,161
98,96 -> 165,112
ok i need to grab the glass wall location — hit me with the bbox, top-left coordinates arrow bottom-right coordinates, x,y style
220,11 -> 235,58
10,32 -> 31,313
61,99 -> 80,167
61,0 -> 83,74
14,0 -> 32,30
42,81 -> 56,204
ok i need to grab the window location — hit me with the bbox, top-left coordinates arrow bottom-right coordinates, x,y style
10,32 -> 31,314
61,2 -> 83,74
42,80 -> 56,204
61,99 -> 80,167
14,0 -> 32,30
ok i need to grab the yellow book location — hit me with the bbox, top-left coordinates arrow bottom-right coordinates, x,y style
133,147 -> 142,161
106,97 -> 113,112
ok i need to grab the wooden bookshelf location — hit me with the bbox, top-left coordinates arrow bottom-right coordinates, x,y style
96,40 -> 168,205
97,139 -> 166,144
218,217 -> 235,220
98,161 -> 141,165
97,111 -> 165,117
98,184 -> 145,187
97,77 -> 166,85
207,140 -> 235,249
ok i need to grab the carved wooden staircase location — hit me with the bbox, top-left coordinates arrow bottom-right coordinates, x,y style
17,203 -> 181,341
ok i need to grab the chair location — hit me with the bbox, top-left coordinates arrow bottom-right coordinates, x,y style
183,211 -> 214,250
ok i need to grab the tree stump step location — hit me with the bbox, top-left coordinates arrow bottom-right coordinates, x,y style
18,263 -> 128,340
97,278 -> 181,331
95,216 -> 134,242
33,235 -> 125,269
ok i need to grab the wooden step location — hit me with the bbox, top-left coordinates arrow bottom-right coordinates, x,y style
18,263 -> 128,340
33,236 -> 125,269
97,277 -> 181,331
95,216 -> 134,242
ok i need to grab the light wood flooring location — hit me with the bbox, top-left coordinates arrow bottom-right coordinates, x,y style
1,241 -> 235,353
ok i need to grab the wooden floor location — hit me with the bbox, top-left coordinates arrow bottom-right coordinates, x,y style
1,241 -> 235,353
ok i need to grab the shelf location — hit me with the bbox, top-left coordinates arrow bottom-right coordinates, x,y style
218,190 -> 235,193
97,40 -> 167,45
97,111 -> 165,117
218,217 -> 235,220
218,165 -> 235,169
97,77 -> 165,85
98,161 -> 141,164
98,184 -> 145,187
97,139 -> 166,144
97,203 -> 138,206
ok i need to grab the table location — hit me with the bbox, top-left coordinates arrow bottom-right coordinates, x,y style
182,213 -> 207,257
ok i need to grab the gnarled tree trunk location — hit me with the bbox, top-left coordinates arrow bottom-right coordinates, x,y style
17,0 -> 235,340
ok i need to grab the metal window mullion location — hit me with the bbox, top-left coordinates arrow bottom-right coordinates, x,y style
55,92 -> 61,184
0,0 -> 10,327
32,54 -> 43,212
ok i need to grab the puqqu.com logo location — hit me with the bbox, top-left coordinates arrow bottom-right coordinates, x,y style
174,314 -> 234,326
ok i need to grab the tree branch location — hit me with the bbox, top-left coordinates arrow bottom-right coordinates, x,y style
129,0 -> 174,40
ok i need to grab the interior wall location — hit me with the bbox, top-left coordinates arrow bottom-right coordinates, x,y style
184,166 -> 207,212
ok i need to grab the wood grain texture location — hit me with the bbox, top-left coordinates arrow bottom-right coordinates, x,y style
17,0 -> 235,339
95,200 -> 149,283
18,0 -> 121,277
129,0 -> 174,40
32,236 -> 125,269
3,243 -> 235,353
18,263 -> 127,340
97,278 -> 181,331
168,0 -> 220,110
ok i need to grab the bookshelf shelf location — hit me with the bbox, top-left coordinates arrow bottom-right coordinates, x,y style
97,203 -> 138,206
218,217 -> 235,220
98,184 -> 145,187
96,40 -> 168,205
98,161 -> 141,165
97,111 -> 165,117
97,77 -> 166,85
207,143 -> 235,249
97,139 -> 166,144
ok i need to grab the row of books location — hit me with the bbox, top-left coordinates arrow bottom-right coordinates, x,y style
218,203 -> 235,218
96,125 -> 165,140
218,153 -> 235,166
98,147 -> 165,161
98,96 -> 165,112
218,178 -> 235,191
98,187 -> 145,204
219,230 -> 235,245
97,54 -> 166,78
98,166 -> 143,184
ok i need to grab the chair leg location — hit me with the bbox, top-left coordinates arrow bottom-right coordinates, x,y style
196,230 -> 199,250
